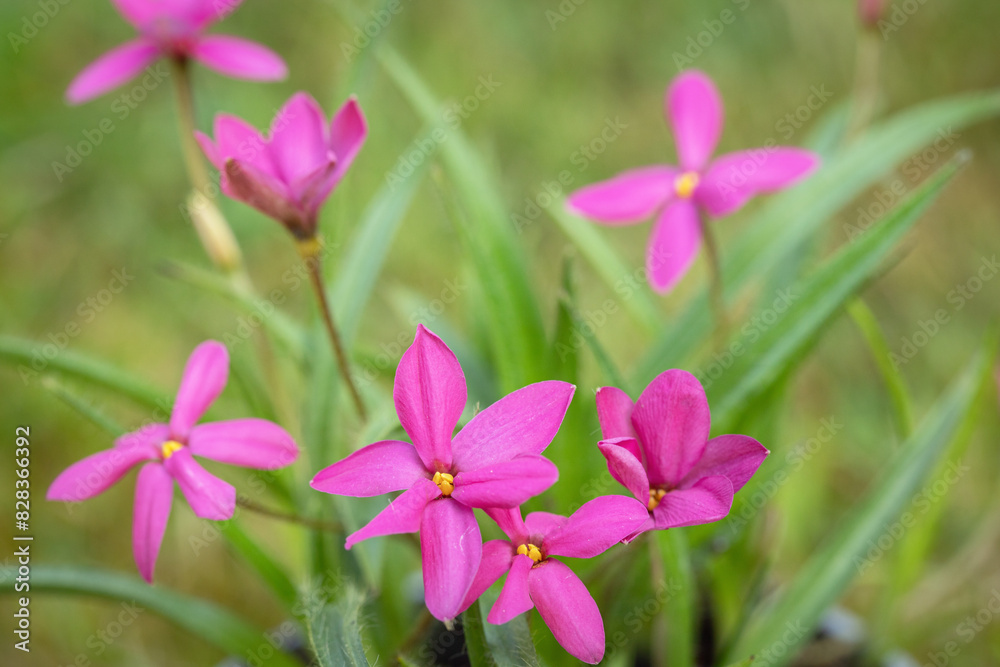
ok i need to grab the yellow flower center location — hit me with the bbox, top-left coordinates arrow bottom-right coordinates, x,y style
648,488 -> 667,511
674,171 -> 700,199
432,471 -> 455,497
516,543 -> 543,564
161,440 -> 184,460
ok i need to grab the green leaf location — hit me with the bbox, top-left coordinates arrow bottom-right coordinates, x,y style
636,89 -> 1000,385
654,531 -> 695,667
0,565 -> 300,667
221,519 -> 299,608
706,158 -> 962,433
464,592 -> 541,667
378,47 -> 547,391
41,376 -> 126,436
724,338 -> 996,666
307,585 -> 372,667
0,335 -> 168,411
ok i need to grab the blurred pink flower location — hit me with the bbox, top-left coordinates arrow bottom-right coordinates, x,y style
566,70 -> 820,293
858,0 -> 887,26
195,92 -> 367,239
66,0 -> 287,104
47,341 -> 298,583
458,498 -> 648,664
596,369 -> 768,533
311,325 -> 575,622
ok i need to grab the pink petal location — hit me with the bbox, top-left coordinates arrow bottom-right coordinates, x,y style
667,70 -> 723,171
459,539 -> 515,615
132,462 -> 173,583
162,448 -> 235,520
451,381 -> 575,472
313,96 -> 368,204
420,499 -> 482,622
631,369 -> 711,487
597,439 -> 650,502
345,478 -> 440,549
112,0 -> 233,31
487,555 -> 535,624
223,158 -> 301,225
451,455 -> 559,509
310,440 -> 426,497
484,507 -> 529,543
47,425 -> 164,502
169,341 -> 229,439
209,114 -> 275,174
529,559 -> 605,664
565,166 -> 677,224
291,160 -> 338,217
191,35 -> 287,81
595,386 -> 636,440
697,148 -> 820,217
543,495 -> 650,559
681,434 -> 768,492
646,199 -> 702,294
652,475 -> 734,529
66,39 -> 161,105
524,511 -> 567,538
394,326 -> 466,471
187,419 -> 298,470
267,92 -> 330,185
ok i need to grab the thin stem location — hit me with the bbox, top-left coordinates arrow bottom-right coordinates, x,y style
236,497 -> 342,533
700,216 -> 728,340
846,28 -> 882,141
300,238 -> 368,421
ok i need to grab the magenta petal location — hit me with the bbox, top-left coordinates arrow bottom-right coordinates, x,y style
487,555 -> 535,624
458,539 -> 515,615
451,455 -> 558,509
681,434 -> 768,492
632,369 -> 711,486
132,462 -> 173,583
325,96 -> 368,192
345,478 -> 440,549
47,425 -> 164,502
451,381 -> 575,472
267,92 -> 330,185
529,559 -> 605,664
187,419 -> 298,470
524,511 -> 567,537
311,440 -> 426,497
394,326 -> 466,470
595,386 -> 636,440
162,449 -> 235,520
169,341 -> 229,439
697,148 -> 820,217
566,166 -> 677,224
646,199 -> 702,294
484,507 -> 529,543
211,114 -> 274,174
223,158 -> 301,225
543,495 -> 650,559
667,70 -> 723,171
66,39 -> 160,105
191,35 -> 287,81
597,439 -> 650,502
652,475 -> 734,529
421,499 -> 483,622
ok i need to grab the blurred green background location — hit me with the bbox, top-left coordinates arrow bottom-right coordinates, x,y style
2,0 -> 1000,664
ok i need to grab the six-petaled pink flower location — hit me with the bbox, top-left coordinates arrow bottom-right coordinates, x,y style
566,70 -> 820,293
596,369 -> 768,533
195,92 -> 367,239
458,498 -> 649,664
67,0 -> 287,105
47,341 -> 299,582
310,325 -> 575,622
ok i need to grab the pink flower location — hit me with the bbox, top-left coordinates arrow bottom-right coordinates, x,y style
458,498 -> 649,664
195,92 -> 367,239
596,370 -> 768,533
858,0 -> 887,26
566,70 -> 820,293
310,325 -> 575,622
66,0 -> 287,105
46,341 -> 298,583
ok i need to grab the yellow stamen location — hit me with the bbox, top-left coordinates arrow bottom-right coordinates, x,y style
516,543 -> 543,564
674,171 -> 700,199
648,488 -> 667,511
432,471 -> 455,497
161,440 -> 184,460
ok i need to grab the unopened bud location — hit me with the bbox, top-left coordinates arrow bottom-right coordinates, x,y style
858,0 -> 886,27
186,190 -> 243,273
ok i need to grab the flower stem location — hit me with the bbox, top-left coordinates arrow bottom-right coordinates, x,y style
299,238 -> 368,421
236,497 -> 342,533
846,28 -> 882,141
700,215 -> 728,340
